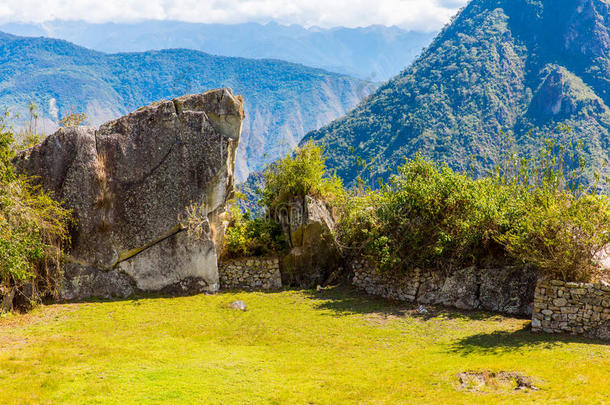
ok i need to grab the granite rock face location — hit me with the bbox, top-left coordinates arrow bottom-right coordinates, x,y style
15,88 -> 244,300
352,261 -> 538,317
277,196 -> 341,288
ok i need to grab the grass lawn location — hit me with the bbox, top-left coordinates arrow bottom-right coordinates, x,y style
1,286 -> 608,404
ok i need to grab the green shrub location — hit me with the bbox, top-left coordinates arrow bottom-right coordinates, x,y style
223,141 -> 343,259
222,205 -> 287,260
338,138 -> 610,282
338,156 -> 511,273
0,116 -> 71,310
498,190 -> 610,282
235,132 -> 609,282
260,140 -> 345,211
492,132 -> 610,282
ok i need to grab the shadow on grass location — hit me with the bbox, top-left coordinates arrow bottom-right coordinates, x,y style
64,286 -> 296,306
58,289 -> 219,306
448,325 -> 608,355
305,286 -> 609,351
302,284 -> 501,321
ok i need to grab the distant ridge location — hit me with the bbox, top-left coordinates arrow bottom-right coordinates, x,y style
0,20 -> 435,80
0,32 -> 376,181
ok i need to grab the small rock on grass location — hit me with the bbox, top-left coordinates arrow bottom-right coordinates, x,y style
229,300 -> 247,311
417,305 -> 428,314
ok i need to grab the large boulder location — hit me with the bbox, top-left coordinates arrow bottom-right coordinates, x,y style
478,266 -> 538,316
15,88 -> 244,300
417,266 -> 538,315
276,196 -> 341,287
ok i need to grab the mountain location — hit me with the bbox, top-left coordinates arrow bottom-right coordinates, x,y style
0,32 -> 376,181
0,21 -> 435,81
307,0 -> 610,185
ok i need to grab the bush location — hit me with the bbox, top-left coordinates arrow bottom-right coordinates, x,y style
498,190 -> 610,282
0,117 -> 71,310
222,205 -> 287,260
493,133 -> 610,282
338,157 -> 511,273
260,140 -> 345,211
223,141 -> 343,259
338,142 -> 610,282
234,133 -> 609,282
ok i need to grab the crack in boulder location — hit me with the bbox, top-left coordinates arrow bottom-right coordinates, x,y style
14,88 -> 244,300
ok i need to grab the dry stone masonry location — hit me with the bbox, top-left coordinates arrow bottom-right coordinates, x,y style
532,280 -> 610,340
351,259 -> 537,316
219,257 -> 282,290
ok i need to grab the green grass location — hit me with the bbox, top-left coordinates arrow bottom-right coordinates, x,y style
1,286 -> 608,404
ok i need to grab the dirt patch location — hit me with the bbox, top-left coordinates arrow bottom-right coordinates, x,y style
365,313 -> 403,326
0,304 -> 81,352
0,304 -> 77,329
457,371 -> 539,392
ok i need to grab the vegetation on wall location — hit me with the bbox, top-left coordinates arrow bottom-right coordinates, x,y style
222,203 -> 287,260
260,141 -> 345,212
0,114 -> 71,311
338,157 -> 512,273
223,142 -> 343,259
338,134 -> 610,283
230,132 -> 610,283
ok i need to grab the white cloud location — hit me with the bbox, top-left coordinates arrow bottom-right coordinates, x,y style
0,0 -> 469,31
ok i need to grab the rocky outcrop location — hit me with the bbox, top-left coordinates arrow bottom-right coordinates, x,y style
561,0 -> 610,59
529,65 -> 607,121
276,196 -> 341,288
15,88 -> 244,300
531,68 -> 576,117
351,261 -> 538,317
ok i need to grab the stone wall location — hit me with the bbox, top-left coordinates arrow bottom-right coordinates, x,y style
532,280 -> 610,340
219,257 -> 282,290
351,259 -> 537,316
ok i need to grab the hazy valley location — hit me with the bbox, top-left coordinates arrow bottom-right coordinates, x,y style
0,31 -> 378,180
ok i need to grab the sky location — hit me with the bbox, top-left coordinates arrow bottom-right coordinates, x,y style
0,0 -> 469,31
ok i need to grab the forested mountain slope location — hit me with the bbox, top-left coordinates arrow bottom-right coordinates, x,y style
308,0 -> 610,185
